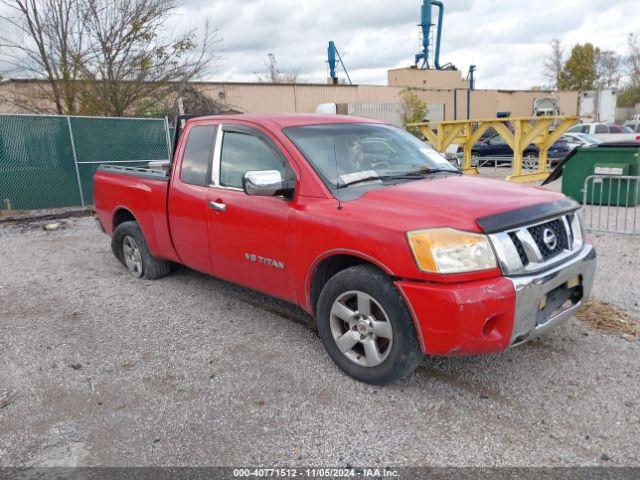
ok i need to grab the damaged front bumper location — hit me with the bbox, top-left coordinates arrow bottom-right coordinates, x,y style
395,243 -> 596,357
507,243 -> 596,346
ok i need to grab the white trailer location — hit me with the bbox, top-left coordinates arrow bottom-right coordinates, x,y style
579,90 -> 617,123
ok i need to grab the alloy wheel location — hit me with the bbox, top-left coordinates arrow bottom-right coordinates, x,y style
122,235 -> 143,278
524,154 -> 538,169
329,290 -> 393,367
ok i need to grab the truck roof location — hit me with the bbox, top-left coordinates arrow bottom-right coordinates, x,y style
186,113 -> 384,128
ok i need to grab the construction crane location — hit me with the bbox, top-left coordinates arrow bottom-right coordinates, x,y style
327,41 -> 352,85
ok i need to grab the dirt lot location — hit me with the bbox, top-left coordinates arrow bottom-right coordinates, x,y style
1,217 -> 639,467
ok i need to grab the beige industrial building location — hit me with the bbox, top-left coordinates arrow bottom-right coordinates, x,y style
0,68 -> 580,121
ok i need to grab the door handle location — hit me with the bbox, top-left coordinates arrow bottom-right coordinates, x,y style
208,201 -> 227,212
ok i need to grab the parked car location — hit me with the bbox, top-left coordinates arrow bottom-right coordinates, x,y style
623,121 -> 640,133
470,134 -> 572,168
560,132 -> 603,150
94,114 -> 596,385
607,124 -> 633,134
568,122 -> 640,142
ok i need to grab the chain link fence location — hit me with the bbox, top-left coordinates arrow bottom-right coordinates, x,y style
0,114 -> 171,210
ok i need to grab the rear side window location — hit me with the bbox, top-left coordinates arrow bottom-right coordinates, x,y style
181,126 -> 215,186
595,124 -> 608,134
220,132 -> 291,189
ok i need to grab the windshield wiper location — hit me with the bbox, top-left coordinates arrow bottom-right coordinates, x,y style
336,168 -> 461,189
337,175 -> 387,189
405,167 -> 462,176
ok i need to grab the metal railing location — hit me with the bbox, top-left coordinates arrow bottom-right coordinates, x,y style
582,175 -> 640,235
471,155 -> 546,171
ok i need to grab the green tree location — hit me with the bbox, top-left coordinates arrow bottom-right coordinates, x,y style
401,89 -> 427,137
558,43 -> 599,91
617,88 -> 640,108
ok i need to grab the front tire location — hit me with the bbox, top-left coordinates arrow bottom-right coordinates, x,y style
316,265 -> 423,384
111,221 -> 171,280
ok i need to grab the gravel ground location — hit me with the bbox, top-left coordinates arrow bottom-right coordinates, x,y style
0,217 -> 639,467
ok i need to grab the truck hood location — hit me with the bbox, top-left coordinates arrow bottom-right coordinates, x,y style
347,174 -> 566,233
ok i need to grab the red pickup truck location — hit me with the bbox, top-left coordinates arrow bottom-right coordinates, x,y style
94,114 -> 596,384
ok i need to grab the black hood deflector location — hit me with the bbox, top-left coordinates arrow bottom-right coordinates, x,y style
476,198 -> 580,233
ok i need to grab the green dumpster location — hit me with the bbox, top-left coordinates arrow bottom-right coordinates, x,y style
561,146 -> 640,206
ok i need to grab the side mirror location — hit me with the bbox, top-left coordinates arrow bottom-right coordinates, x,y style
243,170 -> 293,197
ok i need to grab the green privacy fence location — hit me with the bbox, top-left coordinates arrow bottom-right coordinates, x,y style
0,114 -> 171,210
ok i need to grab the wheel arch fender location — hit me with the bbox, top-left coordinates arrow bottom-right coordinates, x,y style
304,249 -> 395,316
109,206 -> 164,259
111,206 -> 138,233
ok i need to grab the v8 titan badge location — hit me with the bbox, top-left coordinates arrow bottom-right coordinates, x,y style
244,253 -> 284,270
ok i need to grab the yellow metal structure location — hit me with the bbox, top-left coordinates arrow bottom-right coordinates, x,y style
410,115 -> 580,183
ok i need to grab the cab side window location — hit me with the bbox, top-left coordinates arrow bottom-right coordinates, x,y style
181,125 -> 215,186
220,131 -> 292,189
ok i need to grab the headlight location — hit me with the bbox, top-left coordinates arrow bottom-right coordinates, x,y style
406,228 -> 497,274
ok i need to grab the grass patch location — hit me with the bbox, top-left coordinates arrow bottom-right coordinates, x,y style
575,299 -> 638,342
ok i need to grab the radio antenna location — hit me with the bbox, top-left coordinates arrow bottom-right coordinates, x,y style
334,143 -> 343,210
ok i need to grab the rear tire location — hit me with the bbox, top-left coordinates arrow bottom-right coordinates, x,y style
524,152 -> 539,170
316,265 -> 423,384
111,221 -> 171,280
470,152 -> 480,168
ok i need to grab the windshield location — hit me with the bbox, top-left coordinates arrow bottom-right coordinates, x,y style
284,123 -> 458,189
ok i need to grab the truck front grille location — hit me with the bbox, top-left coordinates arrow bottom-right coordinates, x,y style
527,218 -> 569,261
508,232 -> 529,266
489,213 -> 583,275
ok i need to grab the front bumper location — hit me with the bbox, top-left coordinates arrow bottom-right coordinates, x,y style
507,243 -> 596,346
395,243 -> 596,356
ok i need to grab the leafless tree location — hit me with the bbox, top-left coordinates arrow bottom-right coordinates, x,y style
256,53 -> 300,84
626,33 -> 640,89
0,0 -> 87,113
78,0 -> 220,116
595,49 -> 621,90
543,38 -> 564,89
0,0 -> 220,116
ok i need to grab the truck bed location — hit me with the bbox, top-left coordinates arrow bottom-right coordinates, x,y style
98,164 -> 170,181
94,164 -> 177,261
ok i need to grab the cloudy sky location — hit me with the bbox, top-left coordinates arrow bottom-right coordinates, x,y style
176,0 -> 640,89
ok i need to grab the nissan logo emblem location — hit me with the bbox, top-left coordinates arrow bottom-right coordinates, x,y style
542,228 -> 558,250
